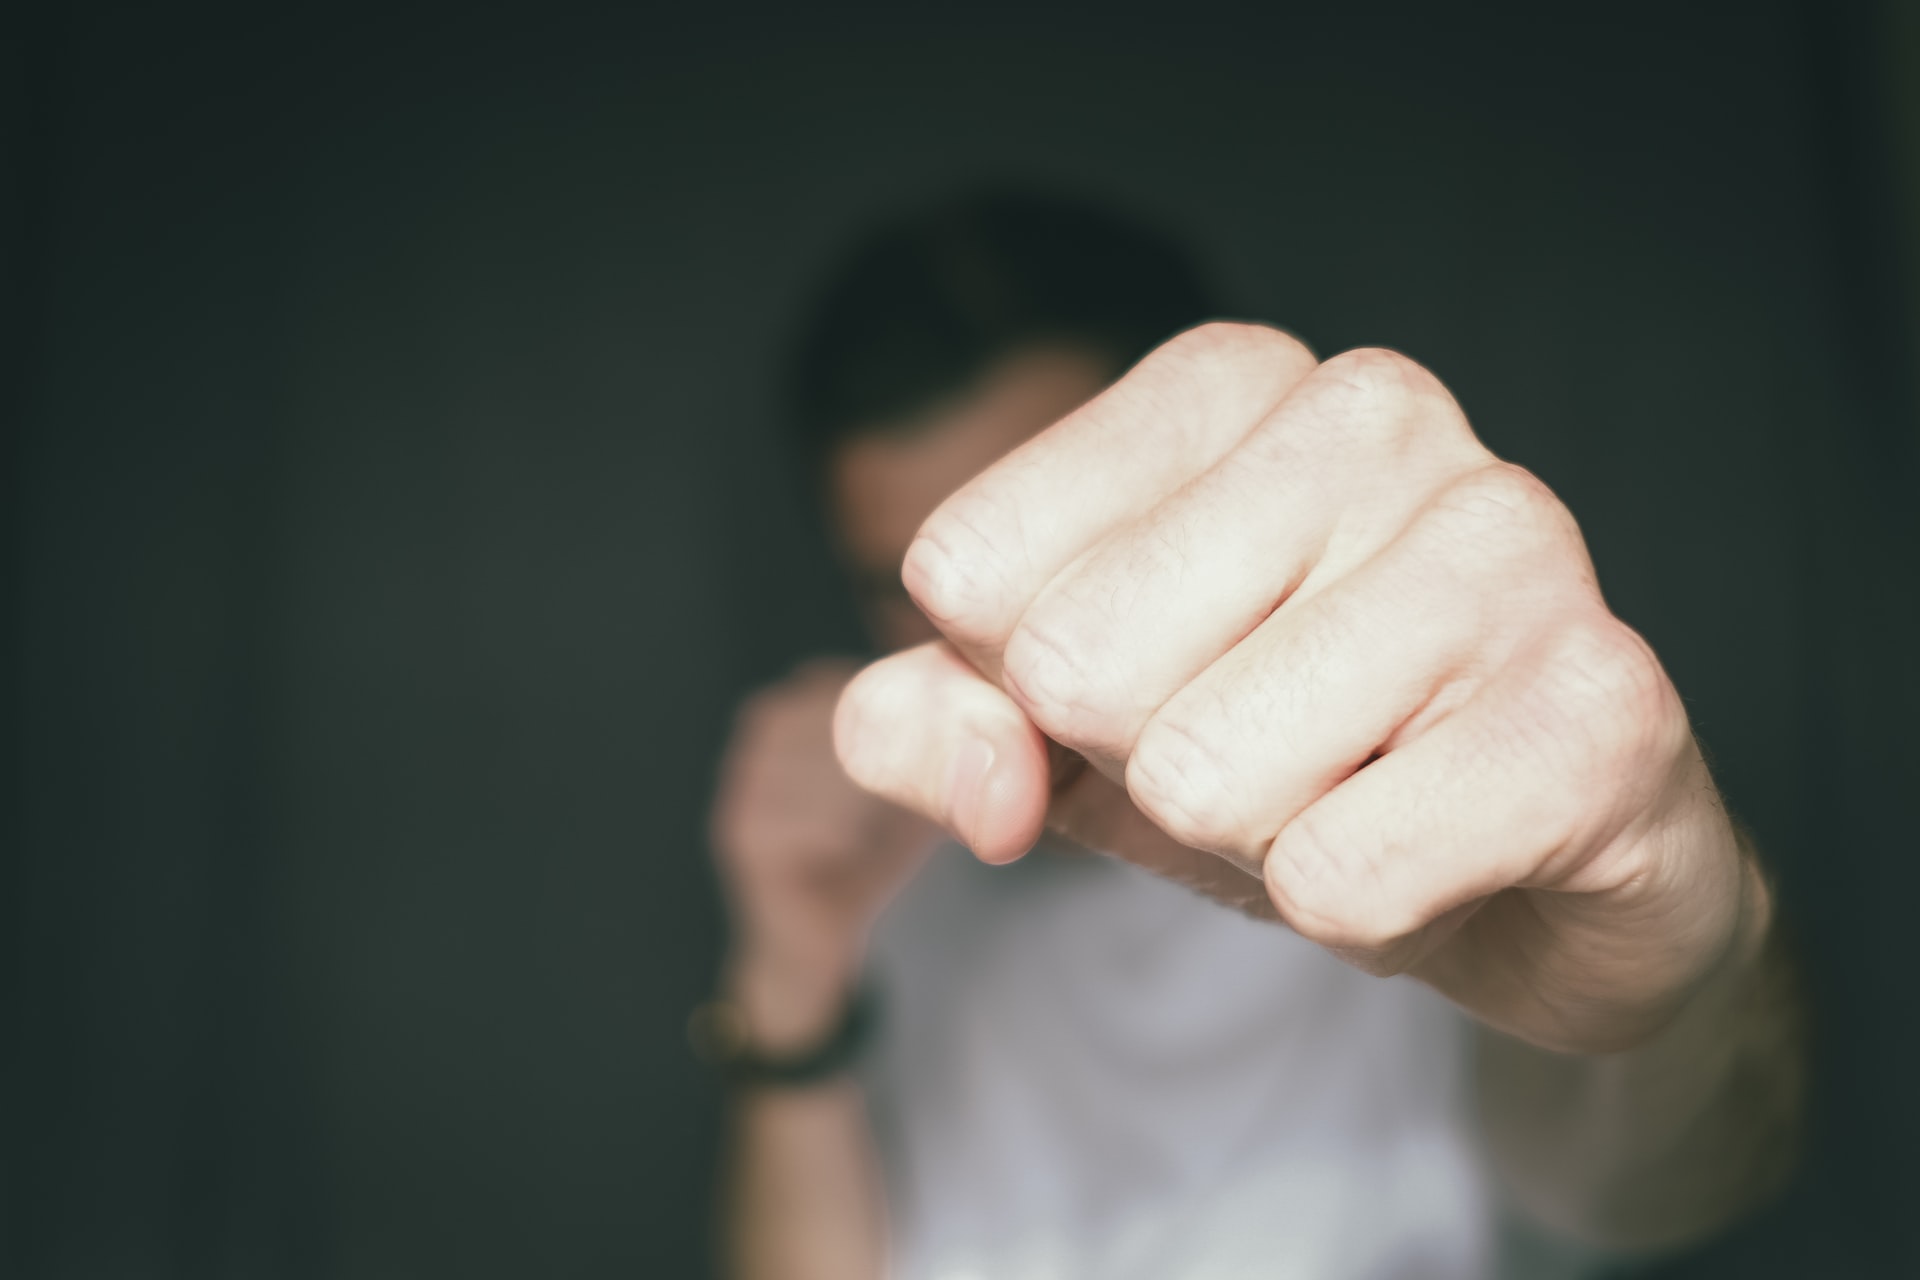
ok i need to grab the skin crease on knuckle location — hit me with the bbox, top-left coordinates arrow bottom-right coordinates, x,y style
1229,358 -> 1485,582
1262,805 -> 1416,956
1288,348 -> 1446,456
900,501 -> 1019,645
1523,621 -> 1698,891
1000,615 -> 1113,751
1540,620 -> 1681,801
1431,462 -> 1585,564
1433,613 -> 1686,906
1130,598 -> 1382,865
999,552 -> 1183,758
1126,711 -> 1262,864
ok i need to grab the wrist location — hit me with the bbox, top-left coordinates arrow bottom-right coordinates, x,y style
692,965 -> 878,1090
1612,821 -> 1777,1056
1678,826 -> 1776,1027
722,942 -> 865,1056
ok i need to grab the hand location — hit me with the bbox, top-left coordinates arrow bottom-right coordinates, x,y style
712,660 -> 936,1051
833,323 -> 1760,1054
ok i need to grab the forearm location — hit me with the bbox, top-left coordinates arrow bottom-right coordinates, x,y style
723,1080 -> 887,1280
1474,839 -> 1805,1251
715,951 -> 888,1280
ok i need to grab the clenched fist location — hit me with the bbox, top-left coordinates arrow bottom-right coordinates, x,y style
834,323 -> 1765,1055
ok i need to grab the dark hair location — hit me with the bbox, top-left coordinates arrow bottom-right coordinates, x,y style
787,186 -> 1218,467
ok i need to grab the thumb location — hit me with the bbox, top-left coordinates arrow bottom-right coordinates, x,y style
834,640 -> 1050,864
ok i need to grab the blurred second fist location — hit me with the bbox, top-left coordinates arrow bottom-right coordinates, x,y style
711,660 -> 935,1051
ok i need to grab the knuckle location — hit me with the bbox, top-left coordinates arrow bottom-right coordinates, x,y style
1156,320 -> 1314,374
901,499 -> 1018,642
1545,619 -> 1685,771
1264,814 -> 1418,952
1287,347 -> 1457,452
1000,614 -> 1122,749
1143,322 -> 1318,419
1316,346 -> 1429,407
1417,463 -> 1578,573
1126,713 -> 1254,857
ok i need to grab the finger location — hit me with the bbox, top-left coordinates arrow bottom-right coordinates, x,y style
1001,347 -> 1485,764
834,640 -> 1052,864
1123,461 -> 1590,869
1259,613 -> 1691,971
902,323 -> 1318,670
1044,768 -> 1280,922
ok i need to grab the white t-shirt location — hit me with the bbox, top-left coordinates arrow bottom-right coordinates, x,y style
861,844 -> 1597,1280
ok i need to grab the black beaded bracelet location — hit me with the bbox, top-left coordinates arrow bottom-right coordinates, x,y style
686,983 -> 878,1088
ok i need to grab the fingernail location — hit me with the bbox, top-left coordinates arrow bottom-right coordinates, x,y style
946,737 -> 997,852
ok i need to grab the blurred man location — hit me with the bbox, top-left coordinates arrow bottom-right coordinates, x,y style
701,190 -> 1802,1279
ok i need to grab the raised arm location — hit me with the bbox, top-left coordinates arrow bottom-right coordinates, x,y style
705,662 -> 932,1279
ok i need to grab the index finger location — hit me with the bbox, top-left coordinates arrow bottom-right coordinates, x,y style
901,323 -> 1318,675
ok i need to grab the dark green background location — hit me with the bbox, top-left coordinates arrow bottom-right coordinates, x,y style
6,1 -> 1916,1275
